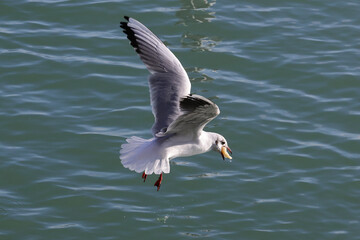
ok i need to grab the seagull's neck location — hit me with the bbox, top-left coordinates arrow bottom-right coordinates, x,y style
199,131 -> 217,152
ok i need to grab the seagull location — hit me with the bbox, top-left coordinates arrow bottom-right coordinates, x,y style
119,16 -> 232,191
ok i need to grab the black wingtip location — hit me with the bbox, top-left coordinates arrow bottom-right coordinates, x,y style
119,16 -> 130,29
120,16 -> 141,53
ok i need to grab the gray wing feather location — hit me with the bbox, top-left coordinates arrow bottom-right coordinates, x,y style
149,72 -> 190,135
156,94 -> 220,137
120,16 -> 191,136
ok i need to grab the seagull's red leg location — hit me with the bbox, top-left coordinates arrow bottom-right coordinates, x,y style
154,173 -> 163,191
142,171 -> 147,182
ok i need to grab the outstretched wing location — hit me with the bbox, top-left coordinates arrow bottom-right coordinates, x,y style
156,94 -> 220,137
120,16 -> 191,136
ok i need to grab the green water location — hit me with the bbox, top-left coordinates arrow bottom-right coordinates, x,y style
1,0 -> 359,239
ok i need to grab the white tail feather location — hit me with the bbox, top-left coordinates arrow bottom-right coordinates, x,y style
120,136 -> 170,175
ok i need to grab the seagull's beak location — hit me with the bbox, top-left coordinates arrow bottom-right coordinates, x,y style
221,146 -> 232,160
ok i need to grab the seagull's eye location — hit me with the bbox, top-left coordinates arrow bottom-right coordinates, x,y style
221,141 -> 225,145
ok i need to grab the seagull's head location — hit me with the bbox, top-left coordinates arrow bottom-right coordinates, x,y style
213,134 -> 232,160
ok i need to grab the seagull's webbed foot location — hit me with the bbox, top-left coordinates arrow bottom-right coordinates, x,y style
154,173 -> 163,191
142,171 -> 147,182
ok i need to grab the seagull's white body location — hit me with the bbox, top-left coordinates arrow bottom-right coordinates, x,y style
121,130 -> 219,175
161,131 -> 218,162
119,16 -> 232,189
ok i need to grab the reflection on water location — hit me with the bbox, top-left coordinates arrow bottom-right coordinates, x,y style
181,31 -> 220,52
176,0 -> 216,25
176,0 -> 219,82
186,66 -> 214,83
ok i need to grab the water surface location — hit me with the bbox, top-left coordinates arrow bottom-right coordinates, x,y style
1,0 -> 359,239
